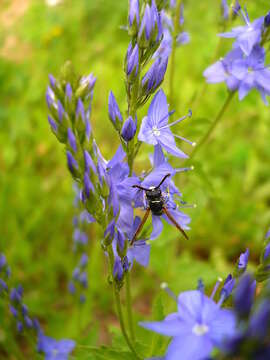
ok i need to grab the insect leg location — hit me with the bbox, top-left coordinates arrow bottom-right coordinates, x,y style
163,207 -> 189,240
130,208 -> 151,245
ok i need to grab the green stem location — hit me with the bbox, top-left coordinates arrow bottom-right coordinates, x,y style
125,271 -> 135,342
189,91 -> 235,160
169,0 -> 182,108
107,246 -> 141,359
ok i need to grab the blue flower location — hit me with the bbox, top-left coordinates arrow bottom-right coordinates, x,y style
203,47 -> 243,91
219,8 -> 264,55
140,290 -> 236,360
142,57 -> 168,95
128,0 -> 140,28
108,91 -> 123,127
237,248 -> 249,273
121,116 -> 137,141
234,273 -> 256,319
221,0 -> 229,20
138,89 -> 193,158
230,45 -> 270,104
126,43 -> 139,77
37,333 -> 75,360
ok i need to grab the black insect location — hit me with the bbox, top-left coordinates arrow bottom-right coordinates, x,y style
131,173 -> 188,245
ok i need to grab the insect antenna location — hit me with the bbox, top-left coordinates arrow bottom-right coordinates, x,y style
132,184 -> 150,191
155,173 -> 171,189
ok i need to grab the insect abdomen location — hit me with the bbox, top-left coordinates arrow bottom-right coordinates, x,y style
149,200 -> 163,216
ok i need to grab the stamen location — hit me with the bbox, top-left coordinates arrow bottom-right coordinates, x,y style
178,203 -> 197,209
210,277 -> 223,300
158,109 -> 192,130
160,282 -> 177,302
192,323 -> 209,336
173,133 -> 196,146
175,165 -> 194,173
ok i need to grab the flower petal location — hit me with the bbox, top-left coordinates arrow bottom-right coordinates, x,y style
165,334 -> 213,360
148,89 -> 169,127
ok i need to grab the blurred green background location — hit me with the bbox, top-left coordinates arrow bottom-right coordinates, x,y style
1,0 -> 270,358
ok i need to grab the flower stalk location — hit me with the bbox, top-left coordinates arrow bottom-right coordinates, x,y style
189,91 -> 235,159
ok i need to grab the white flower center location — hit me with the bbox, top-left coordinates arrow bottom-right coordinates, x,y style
152,126 -> 160,136
192,323 -> 209,336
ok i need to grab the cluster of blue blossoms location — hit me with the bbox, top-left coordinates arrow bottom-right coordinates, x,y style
204,5 -> 270,104
141,243 -> 270,360
2,1 -> 270,359
46,0 -> 194,286
0,254 -> 75,359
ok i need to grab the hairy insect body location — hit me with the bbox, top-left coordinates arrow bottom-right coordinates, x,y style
145,188 -> 164,216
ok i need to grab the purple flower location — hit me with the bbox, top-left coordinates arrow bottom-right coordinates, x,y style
67,128 -> 77,152
121,116 -> 137,141
234,274 -> 256,318
219,8 -> 264,55
49,74 -> 56,88
126,217 -> 151,267
0,254 -> 6,270
84,150 -> 97,174
127,43 -> 139,77
139,4 -> 153,41
140,290 -> 236,360
230,45 -> 270,104
203,47 -> 242,91
108,91 -> 123,126
142,57 -> 168,93
128,0 -> 140,28
221,0 -> 229,20
48,116 -> 58,133
76,98 -> 85,122
66,151 -> 79,175
154,28 -> 172,59
80,254 -> 88,268
37,333 -> 75,360
65,83 -> 72,101
83,172 -> 94,198
263,243 -> 270,261
219,274 -> 235,303
237,248 -> 249,273
249,300 -> 270,338
0,279 -> 8,293
176,31 -> 190,45
170,0 -> 176,8
138,89 -> 193,158
113,256 -> 124,281
265,11 -> 270,27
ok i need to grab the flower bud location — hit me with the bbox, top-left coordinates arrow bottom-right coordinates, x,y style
121,116 -> 137,141
265,11 -> 270,27
128,0 -> 140,34
67,128 -> 77,153
126,43 -> 139,80
219,274 -> 235,303
234,274 -> 256,319
108,91 -> 123,130
234,248 -> 249,277
113,256 -> 124,281
141,56 -> 168,95
66,151 -> 79,176
76,74 -> 96,99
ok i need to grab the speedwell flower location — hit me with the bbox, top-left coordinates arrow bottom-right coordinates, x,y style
219,7 -> 264,56
140,290 -> 236,360
138,89 -> 193,158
